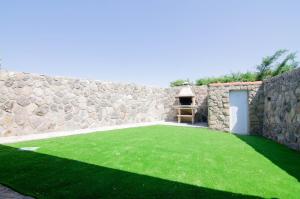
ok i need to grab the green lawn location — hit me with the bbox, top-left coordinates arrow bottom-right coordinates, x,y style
0,125 -> 300,198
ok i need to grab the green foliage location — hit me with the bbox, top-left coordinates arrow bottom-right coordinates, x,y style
170,79 -> 192,87
172,49 -> 298,86
272,52 -> 298,77
196,72 -> 257,86
256,49 -> 299,80
256,49 -> 287,80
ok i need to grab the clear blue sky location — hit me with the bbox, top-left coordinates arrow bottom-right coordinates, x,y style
1,0 -> 299,87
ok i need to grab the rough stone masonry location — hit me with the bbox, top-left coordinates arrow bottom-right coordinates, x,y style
1,69 -> 300,151
263,67 -> 300,150
207,81 -> 264,134
0,71 -> 207,136
207,68 -> 300,151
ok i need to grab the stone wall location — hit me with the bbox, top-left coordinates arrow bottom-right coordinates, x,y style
0,71 -> 169,136
3,68 -> 300,150
193,86 -> 208,122
0,71 -> 208,136
208,82 -> 264,134
263,68 -> 300,150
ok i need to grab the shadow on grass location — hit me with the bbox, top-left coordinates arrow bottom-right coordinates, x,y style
0,144 -> 261,199
236,135 -> 300,182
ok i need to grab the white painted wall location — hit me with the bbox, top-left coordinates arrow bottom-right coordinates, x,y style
229,90 -> 249,135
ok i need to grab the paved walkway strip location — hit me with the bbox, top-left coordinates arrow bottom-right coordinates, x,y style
0,185 -> 34,199
0,121 -> 207,144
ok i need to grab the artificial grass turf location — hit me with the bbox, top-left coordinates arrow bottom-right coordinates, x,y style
0,125 -> 300,198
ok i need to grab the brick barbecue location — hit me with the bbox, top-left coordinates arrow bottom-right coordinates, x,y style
174,85 -> 198,124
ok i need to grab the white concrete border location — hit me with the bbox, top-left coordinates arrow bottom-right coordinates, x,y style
0,184 -> 34,199
0,121 -> 207,144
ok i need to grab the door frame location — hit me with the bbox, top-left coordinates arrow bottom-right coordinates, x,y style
229,90 -> 250,135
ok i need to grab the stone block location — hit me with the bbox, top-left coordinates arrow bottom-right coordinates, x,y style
16,96 -> 31,107
1,101 -> 14,113
34,105 -> 49,116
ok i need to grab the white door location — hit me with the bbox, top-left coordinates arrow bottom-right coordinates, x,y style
229,90 -> 249,135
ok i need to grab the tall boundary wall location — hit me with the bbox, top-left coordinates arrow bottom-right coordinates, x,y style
1,69 -> 300,151
0,70 -> 207,136
263,67 -> 300,150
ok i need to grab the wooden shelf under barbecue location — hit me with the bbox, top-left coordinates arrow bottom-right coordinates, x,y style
177,115 -> 193,117
176,106 -> 197,124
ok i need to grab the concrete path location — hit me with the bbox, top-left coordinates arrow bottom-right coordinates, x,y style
0,185 -> 34,199
0,121 -> 207,144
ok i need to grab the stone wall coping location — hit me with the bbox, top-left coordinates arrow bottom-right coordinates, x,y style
208,81 -> 262,87
0,70 -> 208,89
0,69 -> 164,89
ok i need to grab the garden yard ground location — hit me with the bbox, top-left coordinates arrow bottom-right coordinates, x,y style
0,125 -> 300,198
